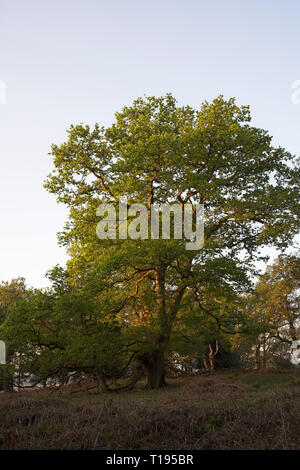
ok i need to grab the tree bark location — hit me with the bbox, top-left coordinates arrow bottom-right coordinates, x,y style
144,350 -> 166,389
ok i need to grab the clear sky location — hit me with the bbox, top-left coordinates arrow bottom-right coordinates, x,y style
0,0 -> 299,288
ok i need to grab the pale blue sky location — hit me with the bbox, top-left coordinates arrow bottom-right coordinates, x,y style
0,0 -> 299,287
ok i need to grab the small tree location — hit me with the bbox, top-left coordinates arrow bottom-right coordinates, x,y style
242,255 -> 300,368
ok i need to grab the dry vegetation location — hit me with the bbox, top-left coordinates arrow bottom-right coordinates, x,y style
1,369 -> 300,450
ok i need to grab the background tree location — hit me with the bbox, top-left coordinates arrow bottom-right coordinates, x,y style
2,273 -> 133,391
238,254 -> 300,369
0,277 -> 27,391
0,277 -> 27,323
257,255 -> 300,343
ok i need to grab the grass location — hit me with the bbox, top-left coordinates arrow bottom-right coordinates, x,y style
0,368 -> 299,450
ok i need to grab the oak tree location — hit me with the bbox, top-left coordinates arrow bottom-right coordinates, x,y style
44,94 -> 300,388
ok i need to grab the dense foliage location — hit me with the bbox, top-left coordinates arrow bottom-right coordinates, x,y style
1,94 -> 299,389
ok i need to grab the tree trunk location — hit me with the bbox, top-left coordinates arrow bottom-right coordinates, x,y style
144,350 -> 166,389
95,371 -> 109,392
3,366 -> 14,392
255,344 -> 261,370
2,347 -> 14,392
